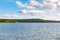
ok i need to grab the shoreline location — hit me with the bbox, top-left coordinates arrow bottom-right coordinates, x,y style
0,19 -> 59,23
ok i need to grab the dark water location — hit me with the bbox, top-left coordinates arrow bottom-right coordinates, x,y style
0,23 -> 60,40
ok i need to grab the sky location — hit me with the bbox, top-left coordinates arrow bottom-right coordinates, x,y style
0,0 -> 60,20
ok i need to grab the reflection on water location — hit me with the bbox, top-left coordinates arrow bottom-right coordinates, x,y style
0,23 -> 60,40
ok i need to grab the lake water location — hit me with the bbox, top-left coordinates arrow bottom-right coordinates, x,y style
0,23 -> 60,40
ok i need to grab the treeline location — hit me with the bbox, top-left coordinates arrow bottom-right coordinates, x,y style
0,19 -> 59,23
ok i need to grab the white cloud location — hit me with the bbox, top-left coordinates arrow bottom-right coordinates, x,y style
16,1 -> 25,8
16,1 -> 35,9
3,14 -> 10,17
22,9 -> 45,14
16,0 -> 60,9
16,0 -> 60,21
22,9 -> 28,14
0,14 -> 21,19
44,0 -> 58,3
57,1 -> 60,7
29,0 -> 41,6
12,14 -> 19,17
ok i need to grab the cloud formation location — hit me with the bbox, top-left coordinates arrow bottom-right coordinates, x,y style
0,14 -> 21,19
16,0 -> 60,21
22,9 -> 45,14
16,1 -> 35,9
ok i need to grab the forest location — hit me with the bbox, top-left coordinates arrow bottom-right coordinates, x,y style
0,19 -> 59,23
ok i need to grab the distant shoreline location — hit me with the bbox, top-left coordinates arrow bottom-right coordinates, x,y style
0,19 -> 60,23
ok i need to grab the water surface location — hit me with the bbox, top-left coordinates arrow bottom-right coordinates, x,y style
0,23 -> 60,40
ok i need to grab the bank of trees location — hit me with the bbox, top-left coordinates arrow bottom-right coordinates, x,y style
0,19 -> 58,22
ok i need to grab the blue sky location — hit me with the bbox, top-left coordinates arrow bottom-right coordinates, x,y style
0,0 -> 43,14
0,0 -> 60,20
0,0 -> 29,14
0,0 -> 17,14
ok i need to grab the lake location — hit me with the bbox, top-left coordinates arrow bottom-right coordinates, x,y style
0,23 -> 60,40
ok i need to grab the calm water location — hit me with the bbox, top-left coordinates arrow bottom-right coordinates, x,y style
0,23 -> 60,40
